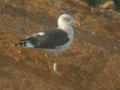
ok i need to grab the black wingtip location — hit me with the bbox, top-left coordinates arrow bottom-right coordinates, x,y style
15,43 -> 21,47
15,39 -> 27,47
15,42 -> 25,47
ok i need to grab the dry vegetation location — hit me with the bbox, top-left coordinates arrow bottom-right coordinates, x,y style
0,0 -> 120,90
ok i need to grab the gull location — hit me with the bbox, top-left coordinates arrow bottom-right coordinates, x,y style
16,14 -> 79,52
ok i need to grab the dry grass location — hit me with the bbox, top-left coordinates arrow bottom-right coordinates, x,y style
0,0 -> 120,90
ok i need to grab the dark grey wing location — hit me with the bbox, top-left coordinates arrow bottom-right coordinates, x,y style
27,29 -> 69,49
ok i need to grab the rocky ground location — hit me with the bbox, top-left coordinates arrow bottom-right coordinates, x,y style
0,0 -> 120,90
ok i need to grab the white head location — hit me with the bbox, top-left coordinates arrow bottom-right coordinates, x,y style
58,14 -> 74,30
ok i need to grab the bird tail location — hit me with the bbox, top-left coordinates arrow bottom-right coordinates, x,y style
15,40 -> 34,48
15,40 -> 27,47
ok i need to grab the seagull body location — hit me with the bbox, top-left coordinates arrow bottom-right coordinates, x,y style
16,14 -> 75,52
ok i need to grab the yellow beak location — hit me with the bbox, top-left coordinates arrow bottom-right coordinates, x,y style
72,20 -> 80,27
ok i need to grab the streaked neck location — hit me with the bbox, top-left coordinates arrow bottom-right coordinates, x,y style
58,22 -> 74,40
58,22 -> 73,32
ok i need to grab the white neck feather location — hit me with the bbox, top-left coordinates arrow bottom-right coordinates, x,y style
58,20 -> 73,32
58,20 -> 74,40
